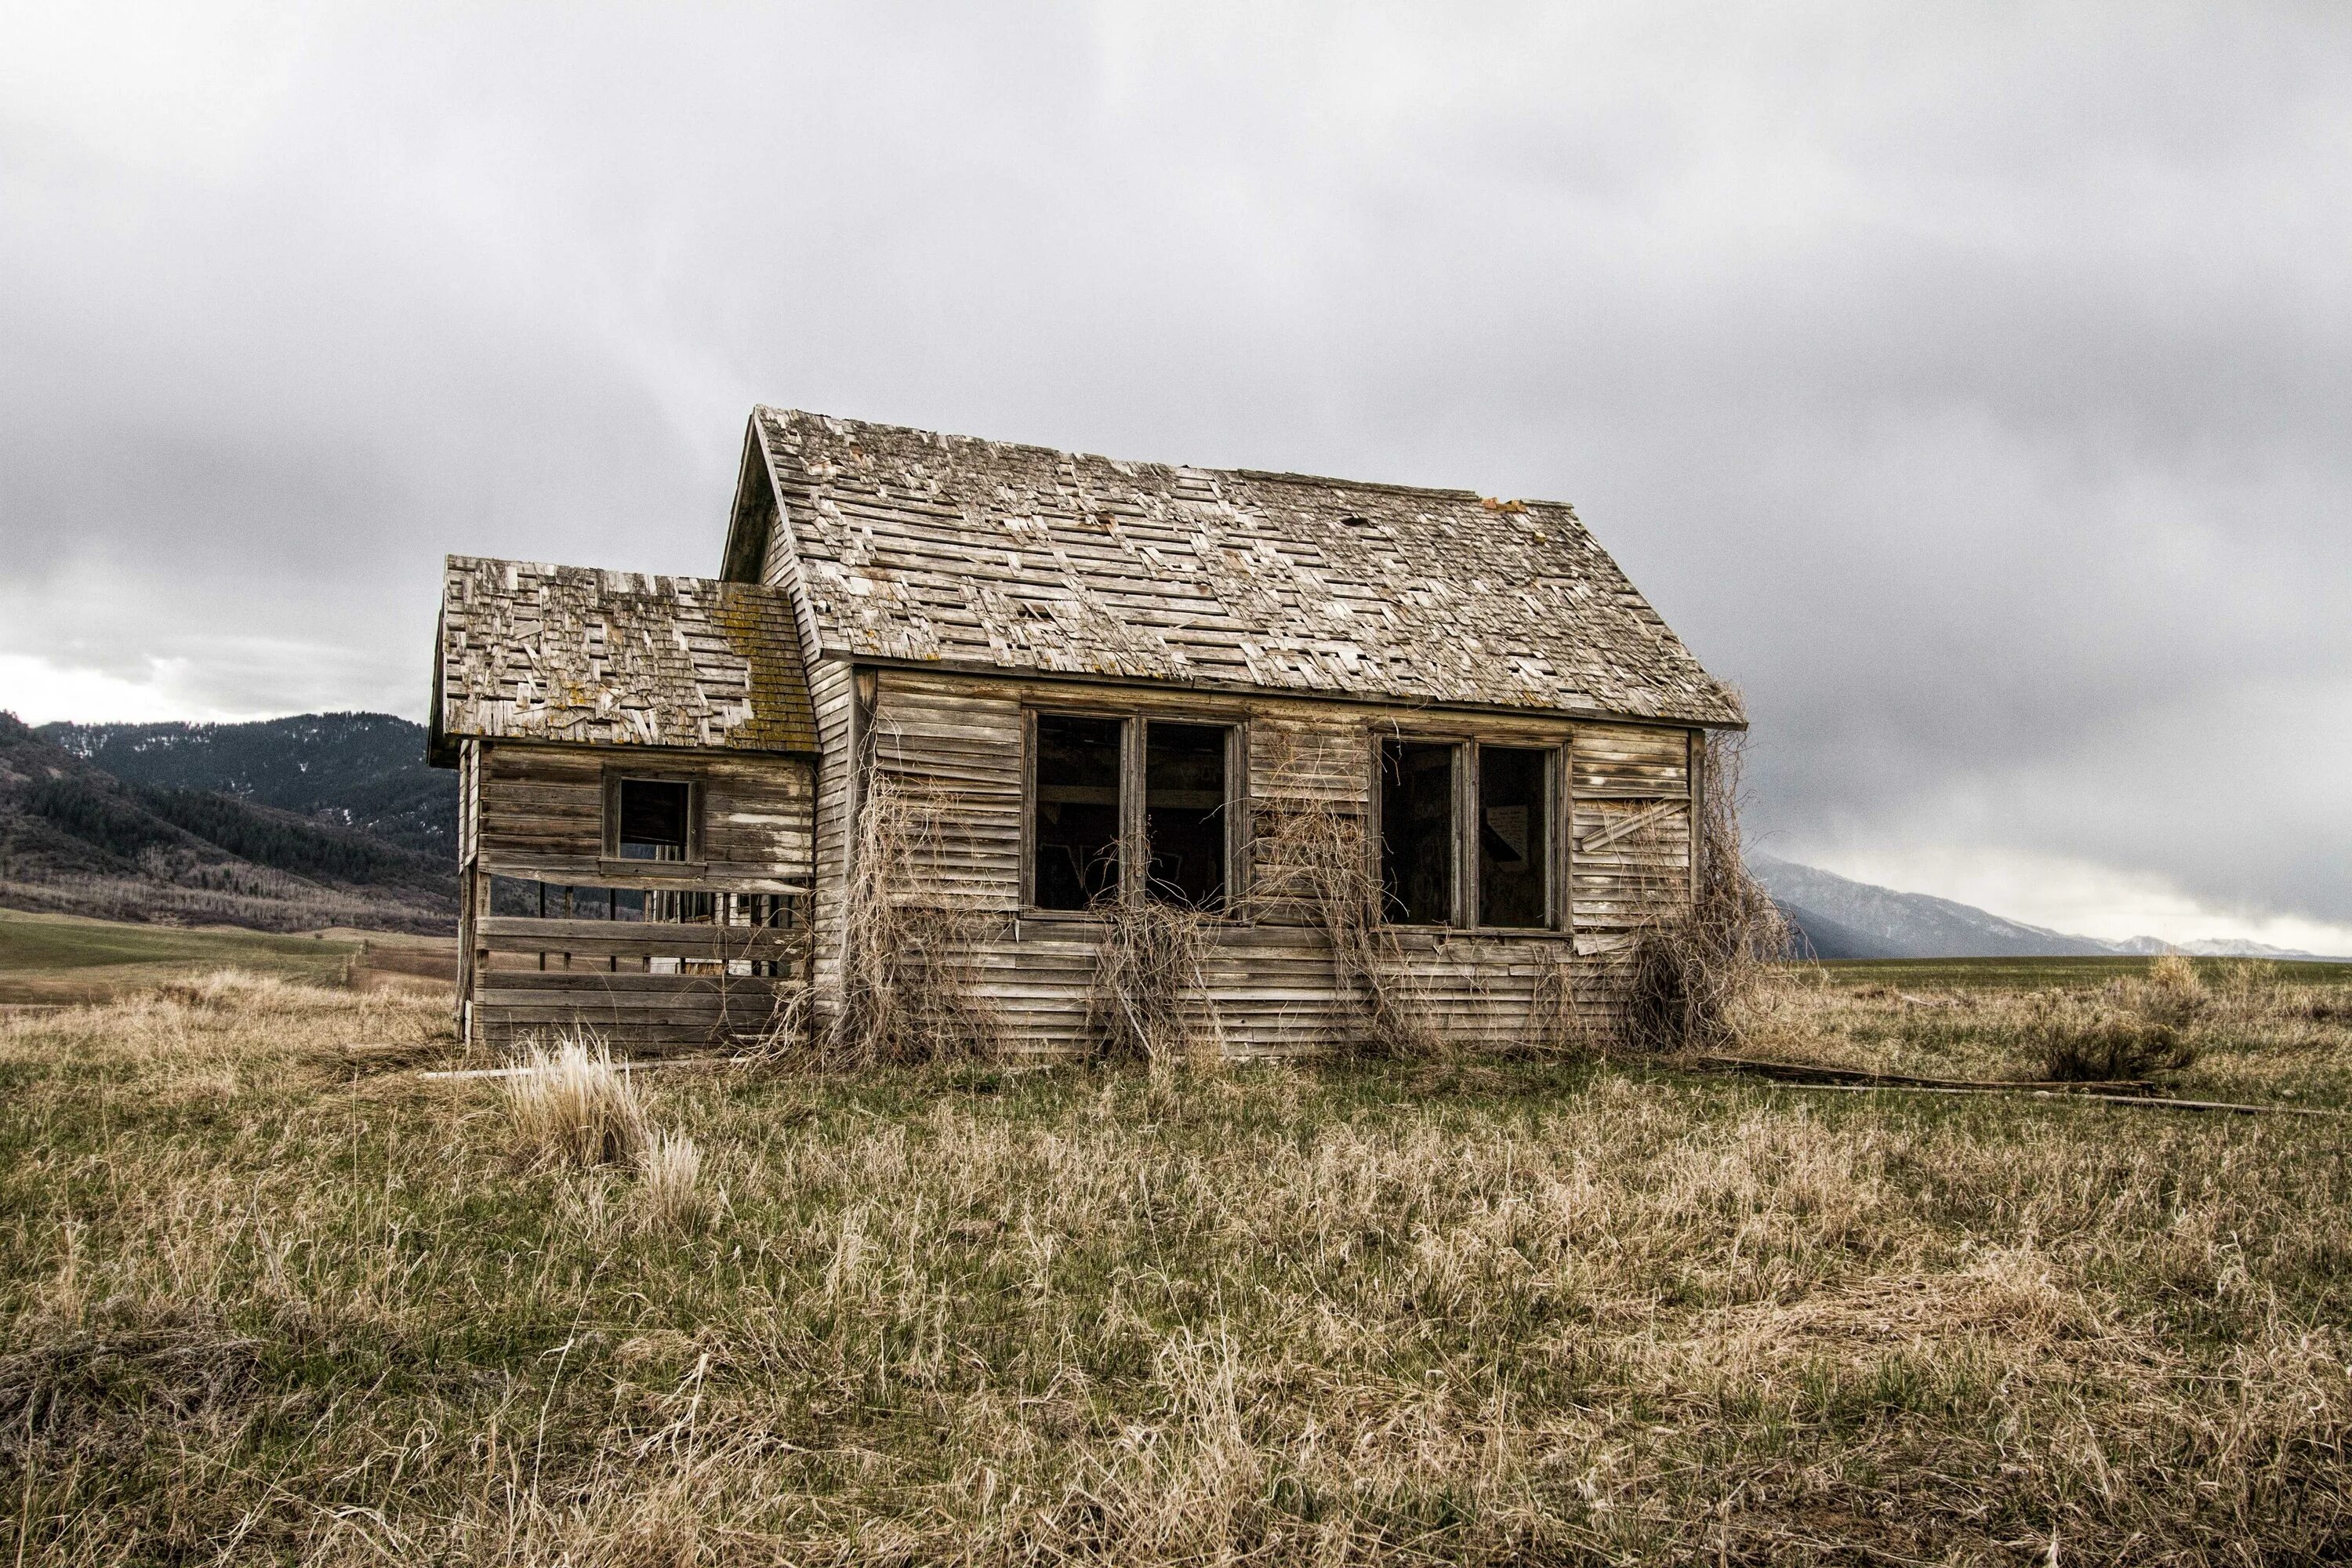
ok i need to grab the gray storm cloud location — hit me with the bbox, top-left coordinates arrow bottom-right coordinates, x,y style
1,2 -> 2346,930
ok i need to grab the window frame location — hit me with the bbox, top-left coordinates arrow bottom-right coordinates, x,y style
601,768 -> 705,867
1370,729 -> 1570,934
1022,705 -> 1247,916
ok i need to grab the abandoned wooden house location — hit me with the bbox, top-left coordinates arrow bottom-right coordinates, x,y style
429,407 -> 1744,1054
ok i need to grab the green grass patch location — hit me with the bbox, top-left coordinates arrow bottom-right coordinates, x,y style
1802,953 -> 2352,990
0,907 -> 358,1001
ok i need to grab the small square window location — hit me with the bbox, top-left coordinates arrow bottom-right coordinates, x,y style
616,778 -> 693,861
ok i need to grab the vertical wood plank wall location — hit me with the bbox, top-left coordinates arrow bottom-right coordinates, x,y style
855,667 -> 1695,1058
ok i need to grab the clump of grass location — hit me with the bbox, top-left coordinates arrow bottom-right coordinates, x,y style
2021,994 -> 2198,1082
499,1036 -> 653,1168
1624,730 -> 1789,1054
2132,951 -> 2211,1027
634,1130 -> 714,1234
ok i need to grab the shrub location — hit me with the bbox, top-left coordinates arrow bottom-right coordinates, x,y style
2135,953 -> 2209,1028
1623,731 -> 1789,1054
2023,996 -> 2197,1083
1088,897 -> 1219,1066
500,1036 -> 652,1168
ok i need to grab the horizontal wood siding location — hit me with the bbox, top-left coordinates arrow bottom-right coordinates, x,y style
1568,724 -> 1693,944
474,742 -> 813,887
862,670 -> 1695,1055
866,677 -> 1024,909
472,971 -> 796,1051
464,739 -> 816,1050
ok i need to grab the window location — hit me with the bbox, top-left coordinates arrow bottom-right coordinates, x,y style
1033,714 -> 1123,909
1031,713 -> 1238,913
1379,739 -> 1559,929
1379,740 -> 1456,924
1478,746 -> 1549,927
1145,722 -> 1228,909
615,777 -> 694,861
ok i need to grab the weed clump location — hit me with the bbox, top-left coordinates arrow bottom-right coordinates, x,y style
500,1036 -> 653,1168
2022,996 -> 2198,1082
1088,897 -> 1219,1066
1624,731 -> 1789,1054
2132,953 -> 2210,1028
827,774 -> 1000,1068
635,1130 -> 714,1234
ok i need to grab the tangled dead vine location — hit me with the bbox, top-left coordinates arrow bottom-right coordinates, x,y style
1622,729 -> 1789,1054
1250,749 -> 1441,1059
817,773 -> 1001,1068
1087,895 -> 1221,1067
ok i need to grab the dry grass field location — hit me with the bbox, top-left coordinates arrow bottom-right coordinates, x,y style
4,954 -> 2350,1564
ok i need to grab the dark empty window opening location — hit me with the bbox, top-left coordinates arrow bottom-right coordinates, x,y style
1034,714 -> 1123,909
1379,740 -> 1456,925
1145,722 -> 1229,910
616,779 -> 693,861
1478,746 -> 1549,928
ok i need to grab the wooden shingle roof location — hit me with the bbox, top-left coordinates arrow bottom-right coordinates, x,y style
728,408 -> 1742,727
430,557 -> 815,762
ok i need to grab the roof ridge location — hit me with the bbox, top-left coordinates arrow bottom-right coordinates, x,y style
751,405 -> 1551,507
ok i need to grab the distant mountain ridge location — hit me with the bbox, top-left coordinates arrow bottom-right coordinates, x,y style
40,713 -> 454,856
1,712 -> 453,934
1753,854 -> 2344,963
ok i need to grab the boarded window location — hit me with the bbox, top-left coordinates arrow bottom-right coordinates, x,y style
1379,740 -> 1455,924
1478,746 -> 1549,927
1035,714 -> 1123,909
616,779 -> 692,861
1145,722 -> 1228,910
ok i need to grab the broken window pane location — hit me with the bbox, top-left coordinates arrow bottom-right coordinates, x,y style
617,779 -> 692,860
1035,714 -> 1123,909
1145,722 -> 1228,910
1379,740 -> 1455,924
1478,746 -> 1549,928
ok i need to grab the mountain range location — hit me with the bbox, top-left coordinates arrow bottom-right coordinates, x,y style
1753,854 -> 2343,963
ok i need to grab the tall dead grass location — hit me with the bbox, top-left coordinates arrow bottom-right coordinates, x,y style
4,972 -> 2352,1561
499,1036 -> 653,1168
1087,895 -> 1221,1066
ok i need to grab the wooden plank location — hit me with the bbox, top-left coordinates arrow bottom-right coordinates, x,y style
476,918 -> 807,961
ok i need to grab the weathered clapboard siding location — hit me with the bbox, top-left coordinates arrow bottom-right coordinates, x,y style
864,677 -> 1024,909
805,658 -> 855,1026
472,743 -> 813,887
1571,724 -> 1690,797
853,668 -> 1698,1052
460,739 -> 815,1045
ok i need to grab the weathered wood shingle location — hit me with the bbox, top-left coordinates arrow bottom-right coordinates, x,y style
433,557 -> 815,756
731,408 -> 1743,727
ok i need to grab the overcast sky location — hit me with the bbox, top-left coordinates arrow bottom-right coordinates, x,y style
3,2 -> 2346,949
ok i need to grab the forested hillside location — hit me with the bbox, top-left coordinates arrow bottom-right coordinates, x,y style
39,713 -> 454,856
0,713 -> 453,932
